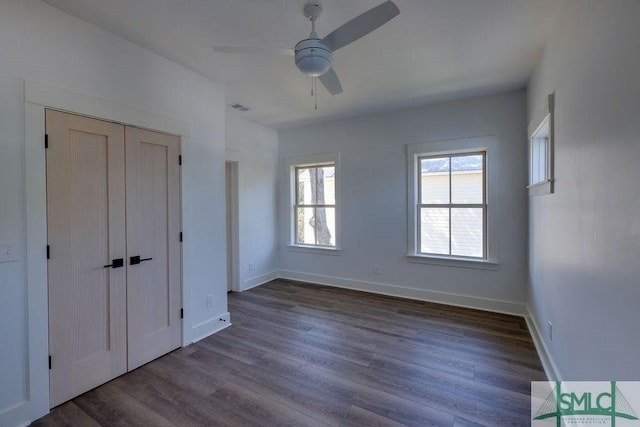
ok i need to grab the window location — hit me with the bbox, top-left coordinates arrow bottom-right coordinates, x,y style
530,116 -> 549,186
291,159 -> 338,248
417,152 -> 486,259
528,93 -> 555,196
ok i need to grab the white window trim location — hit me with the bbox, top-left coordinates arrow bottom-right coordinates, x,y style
528,93 -> 555,196
407,254 -> 499,270
407,136 -> 499,268
286,152 -> 341,253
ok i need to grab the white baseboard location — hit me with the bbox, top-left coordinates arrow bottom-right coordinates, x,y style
190,312 -> 232,343
241,270 -> 279,292
277,269 -> 525,316
525,305 -> 561,381
0,401 -> 30,427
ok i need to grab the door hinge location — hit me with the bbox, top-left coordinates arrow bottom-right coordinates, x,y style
46,245 -> 50,260
180,308 -> 184,319
45,134 -> 49,149
178,155 -> 182,165
179,232 -> 183,242
48,355 -> 52,370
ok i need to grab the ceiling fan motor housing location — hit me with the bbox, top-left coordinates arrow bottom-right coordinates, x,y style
295,38 -> 333,77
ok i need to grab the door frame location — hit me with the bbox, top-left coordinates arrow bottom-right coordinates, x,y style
24,80 -> 190,420
225,161 -> 240,292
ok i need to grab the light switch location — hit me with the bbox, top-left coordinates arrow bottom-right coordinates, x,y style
0,242 -> 18,263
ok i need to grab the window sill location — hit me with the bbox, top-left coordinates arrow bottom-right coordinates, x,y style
406,254 -> 499,270
528,180 -> 554,196
287,245 -> 342,256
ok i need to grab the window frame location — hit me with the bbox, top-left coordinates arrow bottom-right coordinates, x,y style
528,93 -> 555,196
406,136 -> 498,270
294,163 -> 336,247
286,153 -> 341,253
416,151 -> 487,259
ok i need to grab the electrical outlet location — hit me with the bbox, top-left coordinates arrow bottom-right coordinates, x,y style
372,264 -> 380,275
206,294 -> 214,308
0,242 -> 18,263
248,262 -> 254,272
548,321 -> 553,341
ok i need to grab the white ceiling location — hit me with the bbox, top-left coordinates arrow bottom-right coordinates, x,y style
41,0 -> 562,130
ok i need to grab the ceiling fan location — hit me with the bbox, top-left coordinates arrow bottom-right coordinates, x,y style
213,1 -> 400,96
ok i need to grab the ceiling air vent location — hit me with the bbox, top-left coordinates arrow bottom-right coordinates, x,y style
230,103 -> 250,112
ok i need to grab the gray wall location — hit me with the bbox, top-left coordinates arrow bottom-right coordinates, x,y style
278,90 -> 529,311
226,112 -> 279,290
527,0 -> 640,380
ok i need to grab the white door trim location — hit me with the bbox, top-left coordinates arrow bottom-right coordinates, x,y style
225,149 -> 242,292
24,80 -> 190,421
225,161 -> 240,292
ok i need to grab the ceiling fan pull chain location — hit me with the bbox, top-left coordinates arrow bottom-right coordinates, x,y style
314,77 -> 318,110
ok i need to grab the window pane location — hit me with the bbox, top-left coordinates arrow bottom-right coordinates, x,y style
296,168 -> 314,204
295,207 -> 335,246
451,208 -> 483,257
295,207 -> 315,244
533,138 -> 541,183
316,166 -> 335,205
420,208 -> 449,255
538,137 -> 547,182
451,155 -> 483,204
530,138 -> 539,184
298,166 -> 335,205
420,157 -> 449,204
317,207 -> 335,246
533,137 -> 545,184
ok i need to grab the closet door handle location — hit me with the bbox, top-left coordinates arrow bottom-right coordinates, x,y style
103,258 -> 124,269
130,256 -> 153,265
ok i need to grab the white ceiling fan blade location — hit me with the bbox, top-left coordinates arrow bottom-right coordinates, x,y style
213,46 -> 294,56
321,1 -> 400,52
319,68 -> 343,95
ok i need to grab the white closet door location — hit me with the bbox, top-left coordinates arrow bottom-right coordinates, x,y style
46,110 -> 127,407
125,126 -> 182,370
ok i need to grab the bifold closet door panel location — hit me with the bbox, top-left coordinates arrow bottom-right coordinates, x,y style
125,126 -> 182,370
46,110 -> 127,407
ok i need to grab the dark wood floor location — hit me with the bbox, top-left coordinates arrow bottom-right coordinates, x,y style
33,279 -> 545,426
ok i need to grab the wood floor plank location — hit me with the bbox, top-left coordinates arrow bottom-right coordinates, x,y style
140,352 -> 225,397
346,405 -> 408,427
30,402 -> 100,427
178,346 -> 363,426
453,416 -> 490,427
110,368 -> 231,427
206,381 -> 330,427
34,279 -> 544,427
196,331 -> 268,364
254,339 -> 529,426
72,381 -> 175,427
222,317 -> 376,367
257,352 -> 456,426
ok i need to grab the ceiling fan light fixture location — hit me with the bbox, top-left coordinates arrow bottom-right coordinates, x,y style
213,1 -> 399,97
294,39 -> 333,77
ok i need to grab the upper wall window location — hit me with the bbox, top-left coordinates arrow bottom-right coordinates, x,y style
287,153 -> 340,251
530,116 -> 550,186
417,152 -> 486,258
528,93 -> 555,196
